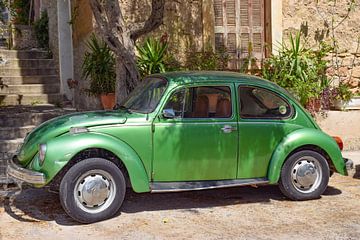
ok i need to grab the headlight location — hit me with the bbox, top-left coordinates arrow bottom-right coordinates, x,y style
39,144 -> 47,166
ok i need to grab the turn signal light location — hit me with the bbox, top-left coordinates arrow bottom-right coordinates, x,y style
332,136 -> 343,151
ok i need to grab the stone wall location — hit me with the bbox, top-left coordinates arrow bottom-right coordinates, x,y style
12,25 -> 39,50
282,0 -> 360,94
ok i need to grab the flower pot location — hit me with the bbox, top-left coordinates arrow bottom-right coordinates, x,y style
100,93 -> 115,110
345,96 -> 360,110
332,97 -> 360,110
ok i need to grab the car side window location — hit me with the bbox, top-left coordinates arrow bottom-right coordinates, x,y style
239,86 -> 292,119
164,86 -> 232,119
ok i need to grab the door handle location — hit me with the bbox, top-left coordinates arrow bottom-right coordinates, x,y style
221,125 -> 237,133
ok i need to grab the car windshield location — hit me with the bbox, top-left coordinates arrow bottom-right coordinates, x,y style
120,77 -> 168,113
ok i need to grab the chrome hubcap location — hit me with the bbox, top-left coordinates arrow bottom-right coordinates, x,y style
291,156 -> 322,193
74,170 -> 116,213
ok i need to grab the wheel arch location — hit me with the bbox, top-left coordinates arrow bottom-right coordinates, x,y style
267,128 -> 346,184
42,132 -> 150,193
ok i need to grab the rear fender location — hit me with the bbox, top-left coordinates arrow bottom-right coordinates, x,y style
267,128 -> 345,184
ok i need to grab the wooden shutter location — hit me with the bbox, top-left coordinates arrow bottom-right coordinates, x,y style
214,0 -> 265,69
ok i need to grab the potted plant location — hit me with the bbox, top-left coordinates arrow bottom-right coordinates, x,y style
82,34 -> 116,110
331,83 -> 354,110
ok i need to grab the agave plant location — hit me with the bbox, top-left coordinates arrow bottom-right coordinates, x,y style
82,34 -> 116,96
136,37 -> 168,77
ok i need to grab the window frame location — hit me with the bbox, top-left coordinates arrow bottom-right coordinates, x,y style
161,84 -> 235,120
238,85 -> 294,120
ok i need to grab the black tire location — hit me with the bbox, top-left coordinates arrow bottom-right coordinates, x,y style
59,158 -> 126,223
279,150 -> 330,201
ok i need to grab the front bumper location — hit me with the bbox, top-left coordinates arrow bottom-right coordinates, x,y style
7,158 -> 46,185
344,158 -> 355,177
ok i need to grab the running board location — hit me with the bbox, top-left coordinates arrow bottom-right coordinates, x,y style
150,178 -> 269,193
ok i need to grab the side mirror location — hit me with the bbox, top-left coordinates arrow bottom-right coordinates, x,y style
162,109 -> 176,119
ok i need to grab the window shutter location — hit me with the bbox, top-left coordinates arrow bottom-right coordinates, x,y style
214,0 -> 265,69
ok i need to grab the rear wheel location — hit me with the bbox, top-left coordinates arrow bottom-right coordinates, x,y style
279,150 -> 330,200
59,158 -> 126,223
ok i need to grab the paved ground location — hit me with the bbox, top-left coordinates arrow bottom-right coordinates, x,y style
0,152 -> 359,240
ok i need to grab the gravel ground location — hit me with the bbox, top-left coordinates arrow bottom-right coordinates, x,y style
0,153 -> 359,240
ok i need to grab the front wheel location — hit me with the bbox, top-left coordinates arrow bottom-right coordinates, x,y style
59,158 -> 126,223
279,150 -> 330,201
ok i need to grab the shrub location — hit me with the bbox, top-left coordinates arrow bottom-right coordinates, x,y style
82,34 -> 116,96
263,32 -> 330,107
136,37 -> 168,77
184,48 -> 230,71
33,11 -> 49,49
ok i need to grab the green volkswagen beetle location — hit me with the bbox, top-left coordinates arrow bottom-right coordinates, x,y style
8,71 -> 353,223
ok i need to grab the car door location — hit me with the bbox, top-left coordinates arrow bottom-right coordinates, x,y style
237,85 -> 298,179
152,83 -> 238,182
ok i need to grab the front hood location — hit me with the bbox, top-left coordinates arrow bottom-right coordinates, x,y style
17,111 -> 127,165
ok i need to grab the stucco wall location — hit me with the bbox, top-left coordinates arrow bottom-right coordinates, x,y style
72,0 -> 101,110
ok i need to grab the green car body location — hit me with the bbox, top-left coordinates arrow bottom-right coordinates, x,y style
9,71 -> 349,194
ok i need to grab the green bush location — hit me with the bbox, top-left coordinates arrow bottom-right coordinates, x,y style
9,0 -> 30,25
33,11 -> 49,49
82,34 -> 116,96
184,48 -> 230,71
263,32 -> 330,106
136,37 -> 168,77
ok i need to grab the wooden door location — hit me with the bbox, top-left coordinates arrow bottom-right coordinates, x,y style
214,0 -> 265,69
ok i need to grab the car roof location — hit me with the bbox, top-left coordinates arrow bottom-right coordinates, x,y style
151,71 -> 288,95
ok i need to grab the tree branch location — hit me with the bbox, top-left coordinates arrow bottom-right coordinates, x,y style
130,0 -> 165,42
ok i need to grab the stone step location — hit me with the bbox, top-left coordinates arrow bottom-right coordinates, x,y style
0,84 -> 60,94
0,93 -> 62,105
0,59 -> 56,68
0,50 -> 51,60
0,125 -> 35,140
0,138 -> 23,153
0,106 -> 76,127
0,75 -> 59,85
0,67 -> 57,76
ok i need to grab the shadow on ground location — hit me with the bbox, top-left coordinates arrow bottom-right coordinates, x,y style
3,184 -> 342,226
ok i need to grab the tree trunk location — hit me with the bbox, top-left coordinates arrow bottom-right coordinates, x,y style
89,0 -> 165,104
115,57 -> 128,104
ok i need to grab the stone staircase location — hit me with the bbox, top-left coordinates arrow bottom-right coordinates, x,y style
0,105 -> 76,188
0,49 -> 62,105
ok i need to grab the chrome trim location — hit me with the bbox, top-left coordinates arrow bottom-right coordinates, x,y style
7,158 -> 46,185
90,123 -> 152,129
155,122 -> 237,127
150,178 -> 269,193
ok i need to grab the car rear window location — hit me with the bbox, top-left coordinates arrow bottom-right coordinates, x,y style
239,86 -> 292,119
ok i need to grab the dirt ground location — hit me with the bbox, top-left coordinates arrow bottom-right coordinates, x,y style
0,154 -> 359,240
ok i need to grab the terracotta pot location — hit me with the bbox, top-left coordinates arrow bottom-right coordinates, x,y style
100,93 -> 115,110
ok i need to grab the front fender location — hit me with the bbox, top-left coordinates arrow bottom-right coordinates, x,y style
35,132 -> 150,193
268,128 -> 345,184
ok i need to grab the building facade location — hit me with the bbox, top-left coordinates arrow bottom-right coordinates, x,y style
47,0 -> 360,109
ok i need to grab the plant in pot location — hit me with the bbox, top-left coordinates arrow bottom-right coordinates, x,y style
82,34 -> 116,110
331,82 -> 354,110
